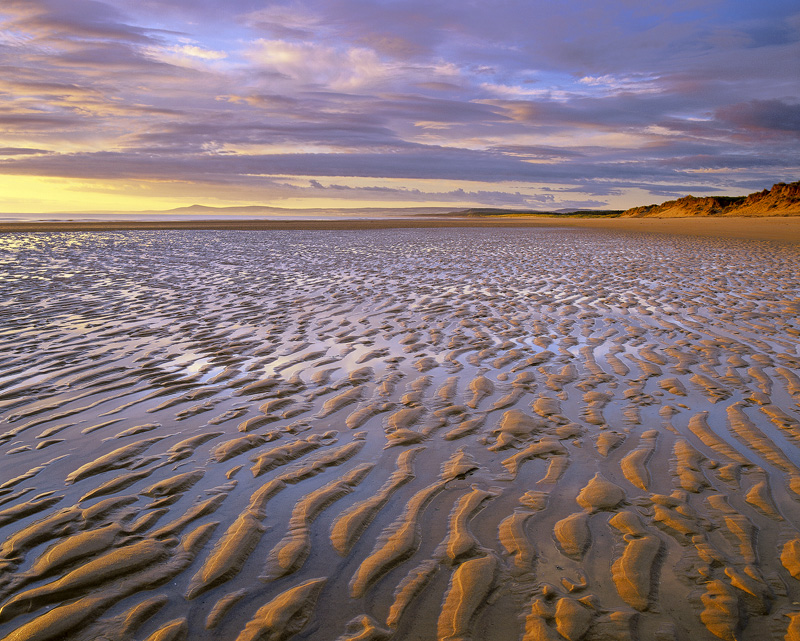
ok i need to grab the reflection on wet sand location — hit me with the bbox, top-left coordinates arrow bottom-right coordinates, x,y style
0,228 -> 799,640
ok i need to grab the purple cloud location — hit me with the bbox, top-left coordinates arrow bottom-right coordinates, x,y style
0,0 -> 798,211
716,99 -> 800,136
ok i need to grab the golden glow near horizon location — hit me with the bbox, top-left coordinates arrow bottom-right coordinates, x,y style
0,176 -> 194,214
0,173 -> 662,214
0,174 -> 476,214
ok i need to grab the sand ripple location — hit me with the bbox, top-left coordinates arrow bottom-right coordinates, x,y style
1,228 -> 799,640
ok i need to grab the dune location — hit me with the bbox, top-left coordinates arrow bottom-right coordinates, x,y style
0,224 -> 799,640
622,180 -> 800,218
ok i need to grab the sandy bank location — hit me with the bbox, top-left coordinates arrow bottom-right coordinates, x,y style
2,215 -> 800,242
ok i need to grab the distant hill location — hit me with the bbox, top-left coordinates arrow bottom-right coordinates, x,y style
622,181 -> 800,218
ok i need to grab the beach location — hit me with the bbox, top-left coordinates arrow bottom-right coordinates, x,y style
2,215 -> 800,243
1,225 -> 799,640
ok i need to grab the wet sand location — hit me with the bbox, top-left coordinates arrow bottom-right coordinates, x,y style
1,214 -> 800,242
1,227 -> 799,640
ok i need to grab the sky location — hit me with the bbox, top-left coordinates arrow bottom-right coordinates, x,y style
0,0 -> 798,214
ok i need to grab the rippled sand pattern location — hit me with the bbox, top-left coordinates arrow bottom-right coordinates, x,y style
1,228 -> 800,641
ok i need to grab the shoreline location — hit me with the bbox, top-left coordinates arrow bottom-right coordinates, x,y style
1,215 -> 800,242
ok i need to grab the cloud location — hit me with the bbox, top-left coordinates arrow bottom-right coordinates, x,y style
241,5 -> 324,40
245,39 -> 388,91
1,0 -> 161,44
0,147 -> 50,155
716,99 -> 800,136
0,113 -> 85,131
0,0 -> 798,212
143,43 -> 229,69
243,38 -> 463,93
302,179 -> 558,207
